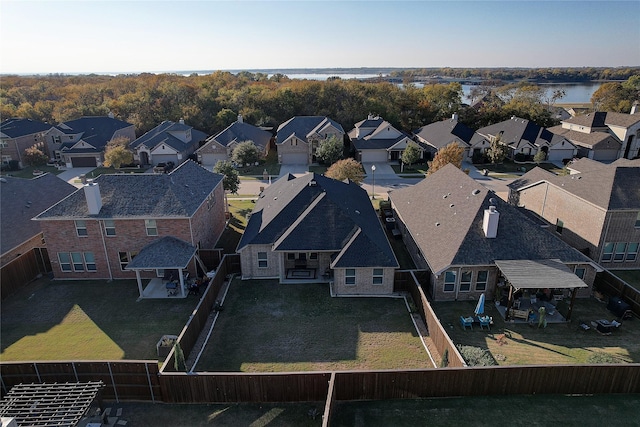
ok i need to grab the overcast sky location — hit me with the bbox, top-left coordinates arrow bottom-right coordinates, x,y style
1,0 -> 639,74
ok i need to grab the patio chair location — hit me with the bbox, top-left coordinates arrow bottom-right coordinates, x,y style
460,316 -> 473,330
479,316 -> 491,330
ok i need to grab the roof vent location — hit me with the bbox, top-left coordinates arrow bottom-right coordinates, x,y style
435,222 -> 440,227
309,180 -> 317,186
449,204 -> 454,208
443,194 -> 448,199
472,189 -> 481,196
355,210 -> 360,214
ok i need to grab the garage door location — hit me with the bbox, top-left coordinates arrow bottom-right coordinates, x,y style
152,154 -> 178,166
201,153 -> 228,167
71,157 -> 97,167
361,150 -> 388,163
280,153 -> 308,164
547,149 -> 574,162
592,149 -> 619,162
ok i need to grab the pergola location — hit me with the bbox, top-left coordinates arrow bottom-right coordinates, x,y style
495,259 -> 588,321
125,236 -> 204,299
0,381 -> 103,427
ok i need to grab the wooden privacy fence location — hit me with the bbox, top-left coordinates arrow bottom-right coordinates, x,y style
163,254 -> 241,372
594,270 -> 640,317
1,248 -> 50,300
396,270 -> 466,368
0,361 -> 160,402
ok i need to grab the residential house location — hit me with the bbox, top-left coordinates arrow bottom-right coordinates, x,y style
477,116 -> 577,162
389,164 -> 597,309
349,115 -> 415,163
130,120 -> 208,167
46,114 -> 136,168
1,174 -> 76,268
508,159 -> 640,269
413,114 -> 488,162
275,116 -> 345,165
237,173 -> 399,295
196,115 -> 272,167
0,118 -> 52,168
548,112 -> 622,161
34,160 -> 226,283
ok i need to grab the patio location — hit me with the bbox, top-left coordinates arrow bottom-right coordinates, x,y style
140,278 -> 189,299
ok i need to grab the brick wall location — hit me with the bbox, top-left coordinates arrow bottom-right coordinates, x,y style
332,267 -> 394,295
190,183 -> 226,250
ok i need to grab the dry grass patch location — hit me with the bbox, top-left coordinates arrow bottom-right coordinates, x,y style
195,279 -> 433,372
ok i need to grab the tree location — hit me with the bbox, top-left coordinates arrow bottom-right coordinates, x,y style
325,158 -> 364,184
103,136 -> 133,168
427,142 -> 464,175
315,135 -> 343,165
23,147 -> 49,167
533,150 -> 546,164
213,160 -> 240,194
231,140 -> 261,166
401,141 -> 421,168
485,137 -> 509,165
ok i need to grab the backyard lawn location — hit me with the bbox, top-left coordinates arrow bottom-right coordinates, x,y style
432,297 -> 640,366
0,278 -> 198,361
195,279 -> 433,372
215,199 -> 255,254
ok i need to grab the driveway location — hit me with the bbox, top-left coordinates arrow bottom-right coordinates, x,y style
56,167 -> 96,188
362,162 -> 397,180
278,164 -> 308,178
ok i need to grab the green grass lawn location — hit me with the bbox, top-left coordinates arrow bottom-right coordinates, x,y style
332,394 -> 640,427
215,199 -> 255,254
0,278 -> 198,361
610,270 -> 640,289
195,279 -> 432,372
390,164 -> 428,176
480,160 -> 566,175
432,297 -> 640,366
1,165 -> 62,178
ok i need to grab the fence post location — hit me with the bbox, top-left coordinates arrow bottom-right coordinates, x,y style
145,362 -> 155,403
33,362 -> 41,383
107,362 -> 119,402
72,361 -> 78,382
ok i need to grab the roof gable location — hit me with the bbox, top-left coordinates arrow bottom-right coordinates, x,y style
276,116 -> 344,145
414,119 -> 475,149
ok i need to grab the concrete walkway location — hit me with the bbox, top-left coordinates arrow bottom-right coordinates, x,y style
278,164 -> 308,178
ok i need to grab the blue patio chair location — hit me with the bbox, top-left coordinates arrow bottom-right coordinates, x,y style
479,316 -> 491,330
460,316 -> 473,330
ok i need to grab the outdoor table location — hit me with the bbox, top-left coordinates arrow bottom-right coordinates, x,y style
595,320 -> 613,334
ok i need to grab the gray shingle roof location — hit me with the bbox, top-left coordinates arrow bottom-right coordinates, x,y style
58,116 -> 133,151
276,116 -> 344,144
413,118 -> 475,149
125,236 -> 196,269
34,160 -> 223,219
389,164 -> 591,275
352,136 -> 407,150
130,121 -> 208,152
238,173 -> 397,268
1,174 -> 76,255
510,162 -> 640,211
477,116 -> 544,149
198,121 -> 272,152
0,118 -> 52,138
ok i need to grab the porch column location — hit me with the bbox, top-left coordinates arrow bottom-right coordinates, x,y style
135,270 -> 144,299
504,285 -> 514,321
567,287 -> 578,321
178,270 -> 186,298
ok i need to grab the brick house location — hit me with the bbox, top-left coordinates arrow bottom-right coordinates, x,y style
1,174 -> 76,268
349,115 -> 415,163
389,164 -> 598,320
34,161 -> 225,282
237,173 -> 398,296
276,116 -> 345,165
0,118 -> 53,168
508,158 -> 640,269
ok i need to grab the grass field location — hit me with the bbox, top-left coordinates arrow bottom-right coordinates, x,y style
0,278 -> 198,361
1,165 -> 62,178
215,199 -> 255,253
432,297 -> 640,366
195,279 -> 433,372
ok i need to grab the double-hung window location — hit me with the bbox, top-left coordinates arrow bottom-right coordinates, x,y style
58,253 -> 72,271
372,268 -> 383,285
444,271 -> 456,292
257,252 -> 267,268
119,251 -> 137,270
574,267 -> 586,280
626,243 -> 639,262
475,270 -> 488,291
602,243 -> 614,262
345,269 -> 356,285
614,243 -> 627,262
75,220 -> 88,237
459,271 -> 472,292
104,220 -> 116,236
145,219 -> 158,236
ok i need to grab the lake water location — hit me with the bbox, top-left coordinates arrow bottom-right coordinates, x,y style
281,73 -> 601,104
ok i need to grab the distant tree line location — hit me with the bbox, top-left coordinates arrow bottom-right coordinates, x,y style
1,70 -> 638,139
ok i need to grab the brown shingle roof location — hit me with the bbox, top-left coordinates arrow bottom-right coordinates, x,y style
548,125 -> 620,149
605,112 -> 640,128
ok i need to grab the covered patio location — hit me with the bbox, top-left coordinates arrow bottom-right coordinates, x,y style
126,236 -> 207,300
494,259 -> 589,323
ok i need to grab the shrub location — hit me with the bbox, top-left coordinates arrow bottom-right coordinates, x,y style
514,153 -> 527,162
456,344 -> 498,366
586,352 -> 620,364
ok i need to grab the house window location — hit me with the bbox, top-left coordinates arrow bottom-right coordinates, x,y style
104,220 -> 116,236
460,271 -> 472,292
345,269 -> 356,285
119,251 -> 137,270
614,242 -> 627,262
145,219 -> 158,236
626,243 -> 639,262
257,252 -> 267,268
207,194 -> 215,211
2,155 -> 12,164
287,253 -> 295,260
309,253 -> 318,260
372,268 -> 384,285
75,220 -> 88,236
574,267 -> 586,280
475,270 -> 488,291
71,252 -> 85,271
444,271 -> 456,292
58,253 -> 72,272
555,219 -> 564,234
84,252 -> 96,271
602,243 -> 614,261
635,212 -> 640,228
0,140 -> 8,148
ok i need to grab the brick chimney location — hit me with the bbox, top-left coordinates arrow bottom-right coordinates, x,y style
83,181 -> 102,215
238,114 -> 243,123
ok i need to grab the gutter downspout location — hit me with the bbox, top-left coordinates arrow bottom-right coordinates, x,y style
455,267 -> 462,301
99,219 -> 113,280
